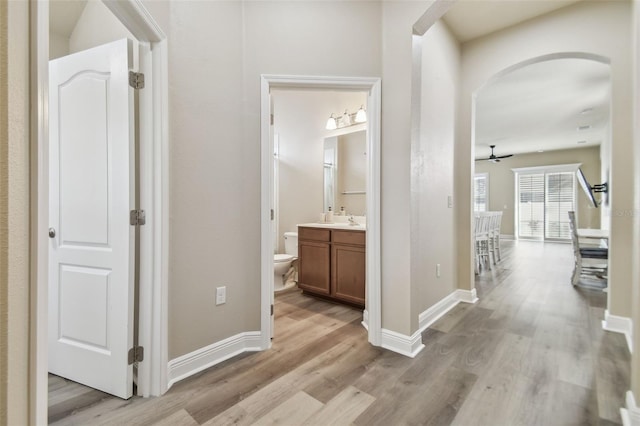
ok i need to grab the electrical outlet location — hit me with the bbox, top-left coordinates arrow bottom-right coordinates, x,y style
447,196 -> 453,208
216,286 -> 226,305
436,263 -> 441,278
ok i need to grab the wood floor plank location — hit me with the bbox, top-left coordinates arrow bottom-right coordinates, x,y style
150,409 -> 199,426
48,241 -> 629,426
302,386 -> 375,426
252,391 -> 323,426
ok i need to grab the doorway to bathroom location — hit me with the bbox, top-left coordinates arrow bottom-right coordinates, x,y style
259,75 -> 382,349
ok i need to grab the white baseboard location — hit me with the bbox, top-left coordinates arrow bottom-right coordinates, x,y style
455,288 -> 479,304
361,309 -> 369,331
622,391 -> 640,426
167,331 -> 262,389
418,288 -> 479,333
602,310 -> 633,353
418,292 -> 458,332
500,234 -> 515,240
381,328 -> 425,358
372,287 -> 481,358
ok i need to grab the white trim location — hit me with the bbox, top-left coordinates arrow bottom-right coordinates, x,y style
418,289 -> 479,333
362,309 -> 369,331
511,163 -> 581,174
455,288 -> 479,304
622,391 -> 640,426
418,292 -> 459,332
260,75 -> 382,349
167,332 -> 262,389
33,0 -> 169,419
31,2 -> 50,424
602,310 -> 634,353
380,329 -> 425,358
500,234 -> 515,240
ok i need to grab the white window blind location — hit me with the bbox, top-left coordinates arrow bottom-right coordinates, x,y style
545,172 -> 575,239
474,174 -> 488,212
515,167 -> 576,241
518,174 -> 545,238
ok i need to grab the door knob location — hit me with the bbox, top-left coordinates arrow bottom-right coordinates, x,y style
48,227 -> 56,238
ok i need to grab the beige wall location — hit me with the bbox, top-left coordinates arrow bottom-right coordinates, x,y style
68,1 -> 135,56
413,20 -> 460,321
0,0 -> 30,423
272,90 -> 366,254
475,146 -> 602,236
49,32 -> 69,60
459,0 -> 633,319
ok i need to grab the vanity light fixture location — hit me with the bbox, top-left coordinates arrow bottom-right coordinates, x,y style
355,105 -> 367,123
325,107 -> 367,130
326,114 -> 338,130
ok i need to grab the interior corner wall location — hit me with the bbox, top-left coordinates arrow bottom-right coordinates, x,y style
1,0 -> 30,423
413,19 -> 460,320
68,1 -> 135,56
272,90 -> 366,254
475,146 -> 602,236
380,1 -> 433,337
459,0 -> 632,319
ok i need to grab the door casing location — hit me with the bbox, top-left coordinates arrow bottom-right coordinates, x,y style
259,75 -> 382,348
31,0 -> 170,423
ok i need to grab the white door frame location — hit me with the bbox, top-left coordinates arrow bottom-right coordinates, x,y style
259,75 -> 382,348
31,0 -> 169,422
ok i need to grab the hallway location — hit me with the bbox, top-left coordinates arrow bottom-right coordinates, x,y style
50,240 -> 629,425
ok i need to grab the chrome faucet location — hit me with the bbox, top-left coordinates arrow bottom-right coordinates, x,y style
348,215 -> 357,225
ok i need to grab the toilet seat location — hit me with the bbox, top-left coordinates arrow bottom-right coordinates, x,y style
274,254 -> 294,263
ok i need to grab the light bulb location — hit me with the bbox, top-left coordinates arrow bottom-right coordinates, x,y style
326,114 -> 337,130
355,105 -> 367,123
342,110 -> 351,127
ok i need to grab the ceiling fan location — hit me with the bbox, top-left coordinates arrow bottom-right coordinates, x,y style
476,145 -> 513,163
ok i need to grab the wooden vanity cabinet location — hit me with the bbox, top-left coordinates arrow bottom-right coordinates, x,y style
297,228 -> 331,296
298,226 -> 365,308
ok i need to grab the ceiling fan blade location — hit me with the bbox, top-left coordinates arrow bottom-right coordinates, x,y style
495,154 -> 513,159
474,157 -> 492,161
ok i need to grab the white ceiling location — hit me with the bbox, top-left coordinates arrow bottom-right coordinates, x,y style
443,0 -> 583,43
441,0 -> 610,160
50,0 -> 87,37
474,58 -> 610,160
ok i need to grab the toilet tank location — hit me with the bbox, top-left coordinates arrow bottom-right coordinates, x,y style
284,232 -> 298,257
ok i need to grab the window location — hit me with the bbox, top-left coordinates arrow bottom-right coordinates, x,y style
545,172 -> 575,239
474,173 -> 489,212
514,165 -> 577,241
517,174 -> 545,238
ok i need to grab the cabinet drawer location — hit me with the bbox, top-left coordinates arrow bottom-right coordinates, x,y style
298,227 -> 331,242
332,230 -> 365,246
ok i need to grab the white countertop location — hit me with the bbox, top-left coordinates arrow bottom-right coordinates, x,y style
297,222 -> 366,232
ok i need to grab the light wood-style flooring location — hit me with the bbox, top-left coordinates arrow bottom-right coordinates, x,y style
49,240 -> 629,425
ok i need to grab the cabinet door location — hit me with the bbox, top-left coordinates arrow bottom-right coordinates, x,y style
332,244 -> 365,306
298,241 -> 331,296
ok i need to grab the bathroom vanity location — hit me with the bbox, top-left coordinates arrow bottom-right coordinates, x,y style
297,224 -> 365,308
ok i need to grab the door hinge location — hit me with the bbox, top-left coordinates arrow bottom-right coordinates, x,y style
130,209 -> 146,226
271,304 -> 274,316
270,114 -> 274,125
128,346 -> 144,365
270,209 -> 274,221
129,71 -> 145,89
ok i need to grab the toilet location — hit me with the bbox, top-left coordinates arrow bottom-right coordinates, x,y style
274,232 -> 298,292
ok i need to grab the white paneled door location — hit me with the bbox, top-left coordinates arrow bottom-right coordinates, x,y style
48,39 -> 136,399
